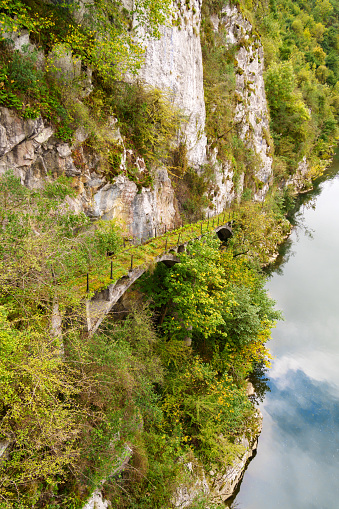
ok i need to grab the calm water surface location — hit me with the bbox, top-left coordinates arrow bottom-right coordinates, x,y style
233,156 -> 339,509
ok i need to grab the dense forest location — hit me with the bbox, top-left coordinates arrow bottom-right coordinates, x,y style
202,0 -> 339,184
0,0 -> 339,508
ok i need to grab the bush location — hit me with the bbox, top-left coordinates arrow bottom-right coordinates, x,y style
106,81 -> 185,167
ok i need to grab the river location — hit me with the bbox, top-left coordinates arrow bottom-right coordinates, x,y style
231,154 -> 339,509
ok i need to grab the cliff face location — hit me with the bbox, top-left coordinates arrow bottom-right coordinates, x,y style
208,4 -> 273,212
222,5 -> 273,200
137,0 -> 207,168
0,2 -> 275,237
173,416 -> 262,508
0,107 -> 180,239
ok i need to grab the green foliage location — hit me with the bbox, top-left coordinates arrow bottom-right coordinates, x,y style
0,171 -> 122,315
201,0 -> 265,196
0,306 -> 81,504
138,234 -> 279,469
0,44 -> 74,140
254,0 -> 339,176
0,0 -> 174,81
71,306 -> 163,489
0,0 -> 177,149
175,164 -> 216,221
265,61 -> 312,172
160,353 -> 252,466
140,235 -> 228,342
229,200 -> 291,264
0,296 -> 166,507
140,233 -> 280,347
107,81 -> 185,166
201,12 -> 238,163
0,175 -> 283,507
201,0 -> 339,182
79,80 -> 185,185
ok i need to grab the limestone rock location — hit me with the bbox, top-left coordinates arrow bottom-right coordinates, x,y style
209,150 -> 236,214
0,440 -> 11,463
81,490 -> 110,509
47,43 -> 81,84
285,156 -> 312,193
137,0 -> 207,168
92,168 -> 180,239
0,107 -> 44,158
246,381 -> 255,397
172,410 -> 263,508
0,107 -> 180,236
173,461 -> 210,508
81,443 -> 133,509
221,5 -> 273,200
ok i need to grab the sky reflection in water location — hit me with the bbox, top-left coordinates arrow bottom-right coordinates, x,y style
233,169 -> 339,508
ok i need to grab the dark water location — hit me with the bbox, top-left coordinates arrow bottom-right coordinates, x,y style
233,155 -> 339,509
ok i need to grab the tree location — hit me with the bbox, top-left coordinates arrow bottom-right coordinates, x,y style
138,235 -> 280,469
0,171 -> 121,326
0,306 -> 81,504
229,201 -> 291,264
1,0 -> 174,82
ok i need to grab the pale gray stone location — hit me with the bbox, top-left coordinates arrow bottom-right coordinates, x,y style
136,0 -> 207,168
57,144 -> 72,158
285,156 -> 311,192
220,5 -> 274,201
81,490 -> 110,509
34,127 -> 54,145
48,44 -> 81,84
0,440 -> 10,462
172,411 -> 263,508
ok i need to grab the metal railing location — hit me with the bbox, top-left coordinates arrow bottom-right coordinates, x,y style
85,207 -> 236,295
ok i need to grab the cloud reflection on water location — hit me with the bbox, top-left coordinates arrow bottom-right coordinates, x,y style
233,168 -> 339,508
235,369 -> 339,509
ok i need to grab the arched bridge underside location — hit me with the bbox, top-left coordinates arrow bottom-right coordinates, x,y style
86,224 -> 233,334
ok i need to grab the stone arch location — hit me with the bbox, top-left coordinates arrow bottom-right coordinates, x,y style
86,223 -> 233,334
86,252 -> 181,334
215,224 -> 233,242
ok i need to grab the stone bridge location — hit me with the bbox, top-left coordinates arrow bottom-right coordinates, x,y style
86,223 -> 233,334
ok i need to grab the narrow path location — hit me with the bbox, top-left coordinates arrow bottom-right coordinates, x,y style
86,220 -> 233,334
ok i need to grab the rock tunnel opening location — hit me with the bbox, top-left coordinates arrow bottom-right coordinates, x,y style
216,226 -> 233,242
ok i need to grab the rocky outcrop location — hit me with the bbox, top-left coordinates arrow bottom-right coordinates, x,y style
173,407 -> 263,508
136,0 -> 207,168
223,5 -> 273,200
0,440 -> 11,463
209,152 -> 236,215
0,2 -> 276,229
209,5 -> 273,208
285,156 -> 312,193
81,442 -> 133,509
0,107 -> 180,238
82,490 -> 110,509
